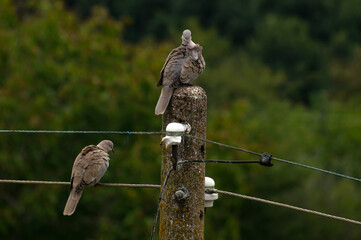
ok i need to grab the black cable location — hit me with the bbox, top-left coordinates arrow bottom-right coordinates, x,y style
150,167 -> 173,240
179,159 -> 260,164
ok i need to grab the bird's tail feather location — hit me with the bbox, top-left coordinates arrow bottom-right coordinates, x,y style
155,87 -> 174,115
63,188 -> 83,216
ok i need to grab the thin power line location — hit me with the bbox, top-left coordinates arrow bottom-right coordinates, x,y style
1,179 -> 360,226
186,134 -> 262,156
214,189 -> 361,226
0,179 -> 160,188
271,156 -> 361,182
0,130 -> 162,135
187,135 -> 361,183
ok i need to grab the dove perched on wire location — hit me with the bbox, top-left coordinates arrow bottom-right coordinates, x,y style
155,29 -> 200,115
63,140 -> 114,216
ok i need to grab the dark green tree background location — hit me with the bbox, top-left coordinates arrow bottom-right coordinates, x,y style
1,0 -> 361,239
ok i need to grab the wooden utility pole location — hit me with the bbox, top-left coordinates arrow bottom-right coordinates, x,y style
159,86 -> 207,240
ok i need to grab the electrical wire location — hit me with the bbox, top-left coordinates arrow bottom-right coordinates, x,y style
187,135 -> 361,183
0,179 -> 160,188
271,156 -> 361,182
179,159 -> 260,164
213,188 -> 361,226
150,167 -> 174,240
1,179 -> 360,226
0,130 -> 162,135
186,134 -> 262,156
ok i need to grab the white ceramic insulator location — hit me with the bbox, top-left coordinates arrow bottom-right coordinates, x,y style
205,177 -> 218,208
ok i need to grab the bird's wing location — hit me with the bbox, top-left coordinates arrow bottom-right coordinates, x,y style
157,46 -> 186,87
180,54 -> 206,84
70,145 -> 109,188
180,59 -> 197,83
83,151 -> 109,185
198,54 -> 206,73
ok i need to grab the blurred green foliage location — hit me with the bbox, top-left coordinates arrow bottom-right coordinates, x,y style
1,0 -> 361,239
67,0 -> 361,104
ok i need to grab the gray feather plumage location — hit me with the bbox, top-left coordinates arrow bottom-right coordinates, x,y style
180,44 -> 205,84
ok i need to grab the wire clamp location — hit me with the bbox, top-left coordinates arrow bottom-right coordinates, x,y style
260,152 -> 273,167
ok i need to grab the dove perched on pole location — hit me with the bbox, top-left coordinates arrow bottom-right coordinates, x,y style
63,140 -> 114,216
155,29 -> 200,115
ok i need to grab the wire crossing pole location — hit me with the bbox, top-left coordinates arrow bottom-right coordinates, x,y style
160,86 -> 207,240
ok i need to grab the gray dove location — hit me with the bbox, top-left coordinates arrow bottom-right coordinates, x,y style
63,140 -> 114,216
155,29 -> 198,115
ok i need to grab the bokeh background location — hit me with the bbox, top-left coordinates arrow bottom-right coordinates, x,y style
1,0 -> 361,239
